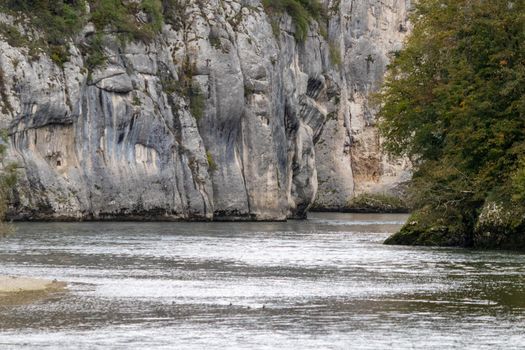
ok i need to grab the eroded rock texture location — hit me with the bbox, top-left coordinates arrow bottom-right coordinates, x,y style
0,0 -> 411,220
313,0 -> 412,210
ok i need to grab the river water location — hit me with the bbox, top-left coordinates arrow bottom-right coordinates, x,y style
0,213 -> 524,349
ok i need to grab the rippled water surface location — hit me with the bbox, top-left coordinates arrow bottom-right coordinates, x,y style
1,213 -> 525,349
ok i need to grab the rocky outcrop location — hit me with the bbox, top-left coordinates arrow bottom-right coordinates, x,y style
0,0 -> 410,221
473,201 -> 525,250
385,200 -> 525,250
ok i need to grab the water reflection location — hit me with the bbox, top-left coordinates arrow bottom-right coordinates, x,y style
0,213 -> 524,349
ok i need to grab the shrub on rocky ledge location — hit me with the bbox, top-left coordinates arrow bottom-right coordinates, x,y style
262,0 -> 326,41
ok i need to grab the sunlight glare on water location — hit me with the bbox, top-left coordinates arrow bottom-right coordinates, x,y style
0,213 -> 524,349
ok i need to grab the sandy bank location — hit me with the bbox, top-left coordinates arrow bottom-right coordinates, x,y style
0,276 -> 66,305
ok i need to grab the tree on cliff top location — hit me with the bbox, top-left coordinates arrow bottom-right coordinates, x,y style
377,0 -> 525,248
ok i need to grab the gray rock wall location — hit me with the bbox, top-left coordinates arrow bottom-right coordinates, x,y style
313,0 -> 412,210
0,0 -> 411,221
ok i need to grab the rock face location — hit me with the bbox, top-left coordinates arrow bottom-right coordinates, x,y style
0,0 -> 411,221
313,0 -> 412,210
473,202 -> 525,250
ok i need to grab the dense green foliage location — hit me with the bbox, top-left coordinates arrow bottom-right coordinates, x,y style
0,0 -> 87,64
262,0 -> 326,41
378,0 -> 525,248
3,0 -> 86,44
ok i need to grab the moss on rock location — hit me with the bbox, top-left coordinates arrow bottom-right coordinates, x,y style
384,207 -> 471,247
385,200 -> 525,250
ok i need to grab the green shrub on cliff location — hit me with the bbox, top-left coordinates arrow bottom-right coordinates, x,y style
0,130 -> 17,236
262,0 -> 326,41
1,0 -> 86,64
377,0 -> 525,249
90,0 -> 163,41
2,0 -> 86,44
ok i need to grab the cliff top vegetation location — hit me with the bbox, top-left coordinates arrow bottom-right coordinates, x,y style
0,0 -> 163,65
0,0 -> 326,67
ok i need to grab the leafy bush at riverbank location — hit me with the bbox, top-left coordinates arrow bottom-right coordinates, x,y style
378,0 -> 525,249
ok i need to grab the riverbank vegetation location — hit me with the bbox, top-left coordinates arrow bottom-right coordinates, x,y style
378,0 -> 525,249
347,193 -> 409,213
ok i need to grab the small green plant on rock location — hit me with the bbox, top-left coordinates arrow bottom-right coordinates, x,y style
189,85 -> 205,121
50,45 -> 70,67
0,130 -> 17,237
206,151 -> 218,172
328,40 -> 341,66
262,0 -> 326,42
209,32 -> 222,50
0,68 -> 13,115
0,23 -> 29,48
132,96 -> 141,106
85,33 -> 107,72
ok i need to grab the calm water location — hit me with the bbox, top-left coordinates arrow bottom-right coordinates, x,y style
0,213 -> 524,349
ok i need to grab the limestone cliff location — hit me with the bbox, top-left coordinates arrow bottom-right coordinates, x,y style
0,0 -> 410,221
313,0 -> 412,210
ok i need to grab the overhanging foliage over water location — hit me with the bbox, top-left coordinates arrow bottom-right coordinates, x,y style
378,0 -> 525,249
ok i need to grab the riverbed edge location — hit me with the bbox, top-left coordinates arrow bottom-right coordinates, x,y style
0,276 -> 67,305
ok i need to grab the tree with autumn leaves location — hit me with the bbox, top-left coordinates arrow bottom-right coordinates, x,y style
378,0 -> 525,249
